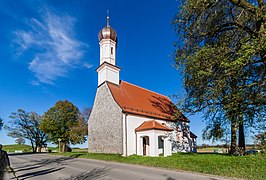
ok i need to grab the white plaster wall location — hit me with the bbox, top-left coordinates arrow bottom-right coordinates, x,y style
155,130 -> 172,157
136,130 -> 154,156
98,67 -> 106,85
125,114 -> 171,156
126,115 -> 169,156
158,148 -> 163,154
136,129 -> 172,156
99,39 -> 116,65
124,114 -> 195,156
107,67 -> 119,84
98,66 -> 120,85
149,130 -> 157,156
136,134 -> 143,156
163,136 -> 172,156
166,121 -> 196,153
122,114 -> 127,156
126,115 -> 148,156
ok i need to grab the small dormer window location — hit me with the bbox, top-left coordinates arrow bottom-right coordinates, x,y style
111,47 -> 113,55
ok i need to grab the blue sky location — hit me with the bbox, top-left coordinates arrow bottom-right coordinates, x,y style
0,0 -> 253,147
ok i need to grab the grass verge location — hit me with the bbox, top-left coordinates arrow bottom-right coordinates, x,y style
3,144 -> 32,152
53,152 -> 265,180
3,144 -> 58,152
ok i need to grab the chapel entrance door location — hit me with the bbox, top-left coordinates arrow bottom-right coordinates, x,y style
143,136 -> 149,156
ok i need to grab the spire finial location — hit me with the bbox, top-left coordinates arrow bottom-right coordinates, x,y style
107,9 -> 110,27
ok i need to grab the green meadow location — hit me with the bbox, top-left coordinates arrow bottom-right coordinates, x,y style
55,152 -> 265,180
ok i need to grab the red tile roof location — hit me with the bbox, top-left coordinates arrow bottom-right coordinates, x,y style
107,81 -> 189,122
135,120 -> 173,132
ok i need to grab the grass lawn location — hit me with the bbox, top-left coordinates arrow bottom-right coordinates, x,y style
72,148 -> 88,153
2,144 -> 33,152
3,144 -> 58,152
198,147 -> 223,150
197,147 -> 227,153
53,152 -> 265,180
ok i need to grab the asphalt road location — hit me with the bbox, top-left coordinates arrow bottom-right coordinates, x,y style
4,153 -> 232,180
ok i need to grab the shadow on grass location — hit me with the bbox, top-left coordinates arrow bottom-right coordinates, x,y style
69,153 -> 84,158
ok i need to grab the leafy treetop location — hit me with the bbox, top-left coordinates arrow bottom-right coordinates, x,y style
41,100 -> 87,146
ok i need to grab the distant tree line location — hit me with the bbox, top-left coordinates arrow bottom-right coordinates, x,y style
4,100 -> 90,153
198,144 -> 229,149
198,143 -> 259,149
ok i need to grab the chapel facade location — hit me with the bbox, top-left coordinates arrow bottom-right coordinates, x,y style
88,16 -> 197,156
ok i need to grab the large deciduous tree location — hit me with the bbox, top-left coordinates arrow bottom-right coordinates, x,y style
68,107 -> 91,144
41,100 -> 87,152
173,0 -> 265,154
5,109 -> 47,152
69,115 -> 88,145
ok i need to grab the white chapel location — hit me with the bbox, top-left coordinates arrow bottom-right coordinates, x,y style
88,16 -> 197,157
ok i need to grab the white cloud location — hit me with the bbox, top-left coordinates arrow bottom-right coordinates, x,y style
82,62 -> 93,69
14,10 -> 90,85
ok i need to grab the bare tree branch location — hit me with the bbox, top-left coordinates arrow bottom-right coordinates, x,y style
257,0 -> 265,8
229,0 -> 257,13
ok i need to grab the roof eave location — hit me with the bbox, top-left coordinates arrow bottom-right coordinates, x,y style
96,62 -> 122,72
135,127 -> 173,132
122,110 -> 177,122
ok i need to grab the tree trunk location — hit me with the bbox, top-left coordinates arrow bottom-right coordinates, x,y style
238,117 -> 246,154
36,138 -> 41,152
61,142 -> 67,153
34,143 -> 37,153
36,145 -> 41,152
230,116 -> 238,155
31,140 -> 36,153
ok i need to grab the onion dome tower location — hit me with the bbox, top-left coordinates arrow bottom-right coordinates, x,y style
96,15 -> 121,86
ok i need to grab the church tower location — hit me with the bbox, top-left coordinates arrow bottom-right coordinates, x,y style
96,15 -> 121,86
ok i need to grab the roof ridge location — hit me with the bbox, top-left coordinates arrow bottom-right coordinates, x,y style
121,80 -> 171,100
